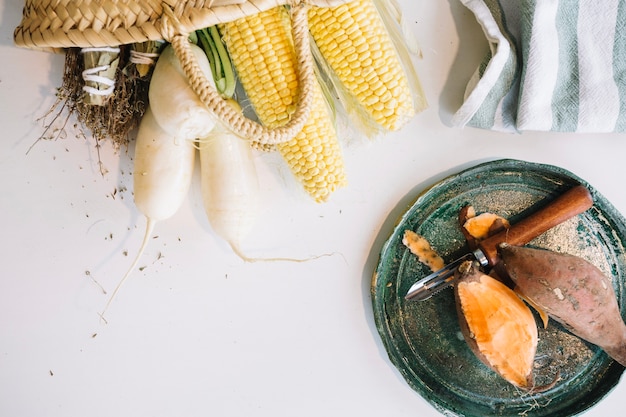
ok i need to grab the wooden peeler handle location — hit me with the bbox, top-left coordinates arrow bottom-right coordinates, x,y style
478,185 -> 593,266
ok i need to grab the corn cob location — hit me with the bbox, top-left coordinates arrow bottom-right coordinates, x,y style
219,6 -> 346,202
308,0 -> 425,132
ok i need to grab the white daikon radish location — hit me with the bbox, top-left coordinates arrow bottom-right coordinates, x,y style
149,43 -> 217,140
133,108 -> 197,222
100,107 -> 198,320
199,101 -> 260,258
198,101 -> 332,263
100,42 -> 217,320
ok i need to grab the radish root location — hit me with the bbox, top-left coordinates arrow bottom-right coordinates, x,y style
99,216 -> 156,322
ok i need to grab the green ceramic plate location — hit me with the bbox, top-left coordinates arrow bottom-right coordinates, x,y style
372,159 -> 626,417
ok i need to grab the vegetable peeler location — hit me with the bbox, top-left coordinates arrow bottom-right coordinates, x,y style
404,185 -> 594,301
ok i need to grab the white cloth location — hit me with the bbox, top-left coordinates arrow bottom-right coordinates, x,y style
453,0 -> 626,133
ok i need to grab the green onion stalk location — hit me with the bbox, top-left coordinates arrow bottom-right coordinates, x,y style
195,26 -> 236,99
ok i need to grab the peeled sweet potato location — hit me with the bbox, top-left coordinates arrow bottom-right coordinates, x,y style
459,206 -> 510,251
463,211 -> 510,241
454,260 -> 538,389
499,244 -> 626,366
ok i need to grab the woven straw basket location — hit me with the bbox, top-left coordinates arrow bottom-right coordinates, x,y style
14,0 -> 352,146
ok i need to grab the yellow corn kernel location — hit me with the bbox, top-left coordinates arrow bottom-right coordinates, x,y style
219,7 -> 346,202
308,0 -> 422,132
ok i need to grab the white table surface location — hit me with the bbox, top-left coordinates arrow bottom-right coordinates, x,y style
2,1 -> 625,416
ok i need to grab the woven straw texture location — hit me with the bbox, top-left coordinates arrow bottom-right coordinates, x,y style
14,0 -> 350,50
13,0 -> 352,146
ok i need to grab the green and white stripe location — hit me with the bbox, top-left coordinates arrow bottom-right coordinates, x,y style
453,0 -> 626,133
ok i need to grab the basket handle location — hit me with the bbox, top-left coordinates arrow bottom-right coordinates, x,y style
165,3 -> 314,149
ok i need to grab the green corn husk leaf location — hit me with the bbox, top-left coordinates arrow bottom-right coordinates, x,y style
196,26 -> 236,98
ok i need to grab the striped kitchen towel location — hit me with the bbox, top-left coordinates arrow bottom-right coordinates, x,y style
452,0 -> 626,133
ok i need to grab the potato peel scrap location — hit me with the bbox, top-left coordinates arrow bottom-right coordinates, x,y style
402,230 -> 444,272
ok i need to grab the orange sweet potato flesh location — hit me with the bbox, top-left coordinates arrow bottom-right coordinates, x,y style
454,261 -> 538,389
463,212 -> 510,241
499,244 -> 626,366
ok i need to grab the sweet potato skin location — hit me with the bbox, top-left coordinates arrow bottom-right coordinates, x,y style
499,244 -> 626,366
